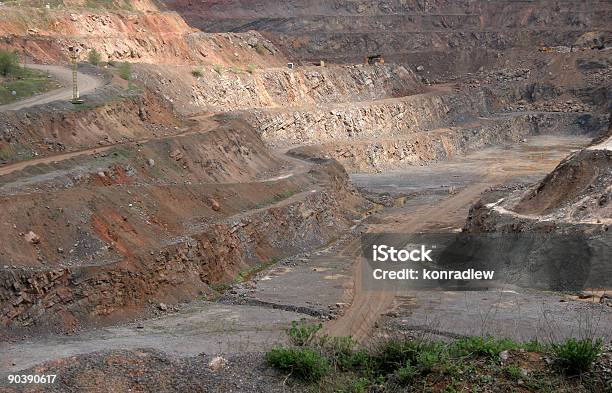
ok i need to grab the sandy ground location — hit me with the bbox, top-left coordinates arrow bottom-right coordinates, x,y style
3,135 -> 609,376
0,65 -> 103,112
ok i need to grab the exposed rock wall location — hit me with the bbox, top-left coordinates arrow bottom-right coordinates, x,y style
0,7 -> 285,66
161,0 -> 611,63
246,89 -> 495,148
0,163 -> 362,335
288,112 -> 609,173
0,89 -> 179,165
135,63 -> 424,114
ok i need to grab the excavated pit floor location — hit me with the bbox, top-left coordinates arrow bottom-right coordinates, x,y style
3,134 -> 610,376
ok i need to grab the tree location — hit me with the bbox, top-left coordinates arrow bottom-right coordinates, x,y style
88,48 -> 101,66
0,49 -> 20,77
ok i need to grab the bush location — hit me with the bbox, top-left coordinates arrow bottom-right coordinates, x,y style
345,377 -> 370,393
552,338 -> 601,375
504,365 -> 523,380
320,336 -> 370,371
416,348 -> 441,373
118,62 -> 131,81
266,347 -> 329,382
0,50 -> 20,77
452,336 -> 519,359
522,339 -> 548,353
191,68 -> 203,78
213,64 -> 223,74
395,362 -> 417,385
246,64 -> 255,74
371,339 -> 422,374
87,48 -> 101,66
254,43 -> 268,55
288,320 -> 321,347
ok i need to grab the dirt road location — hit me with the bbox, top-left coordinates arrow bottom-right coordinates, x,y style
323,136 -> 594,342
0,64 -> 103,112
0,115 -> 220,177
322,180 -> 496,342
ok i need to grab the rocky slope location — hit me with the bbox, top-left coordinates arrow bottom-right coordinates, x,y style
135,63 -> 423,114
0,111 -> 368,337
0,5 -> 284,66
160,0 -> 611,64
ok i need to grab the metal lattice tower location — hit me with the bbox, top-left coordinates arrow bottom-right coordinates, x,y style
68,46 -> 82,104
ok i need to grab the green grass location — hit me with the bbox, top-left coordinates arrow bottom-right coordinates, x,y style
552,338 -> 602,375
266,347 -> 329,382
451,336 -> 520,359
0,67 -> 60,105
265,329 -> 606,392
118,62 -> 131,81
288,319 -> 322,347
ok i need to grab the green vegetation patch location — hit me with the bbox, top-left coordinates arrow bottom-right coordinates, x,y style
0,50 -> 60,105
265,320 -> 608,392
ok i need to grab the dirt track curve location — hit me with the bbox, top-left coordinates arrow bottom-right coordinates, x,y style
0,64 -> 103,112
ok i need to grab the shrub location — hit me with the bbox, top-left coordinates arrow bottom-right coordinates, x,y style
395,362 -> 417,385
371,338 -> 422,374
191,68 -> 203,78
246,64 -> 255,74
321,336 -> 367,371
118,62 -> 131,81
345,377 -> 370,393
522,339 -> 548,353
452,336 -> 519,359
552,338 -> 601,375
254,43 -> 268,55
288,319 -> 322,346
213,64 -> 223,74
0,49 -> 20,77
266,347 -> 329,382
416,348 -> 441,373
504,365 -> 523,380
87,48 -> 101,66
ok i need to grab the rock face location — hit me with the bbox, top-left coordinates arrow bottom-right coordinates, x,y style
135,63 -> 423,114
247,88 -> 493,148
0,7 -> 285,66
161,0 -> 611,64
0,107 -> 368,336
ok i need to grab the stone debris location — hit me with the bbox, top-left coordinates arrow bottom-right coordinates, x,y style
208,356 -> 228,372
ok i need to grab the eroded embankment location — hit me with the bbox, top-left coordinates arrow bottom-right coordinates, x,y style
463,129 -> 611,291
0,114 -> 368,337
0,88 -> 180,166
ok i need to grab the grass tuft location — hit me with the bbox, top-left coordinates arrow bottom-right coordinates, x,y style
552,338 -> 601,375
266,347 -> 329,382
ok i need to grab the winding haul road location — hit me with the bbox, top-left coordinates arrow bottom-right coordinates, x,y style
0,64 -> 103,112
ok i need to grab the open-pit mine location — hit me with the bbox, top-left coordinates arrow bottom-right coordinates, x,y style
0,1 -> 610,392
